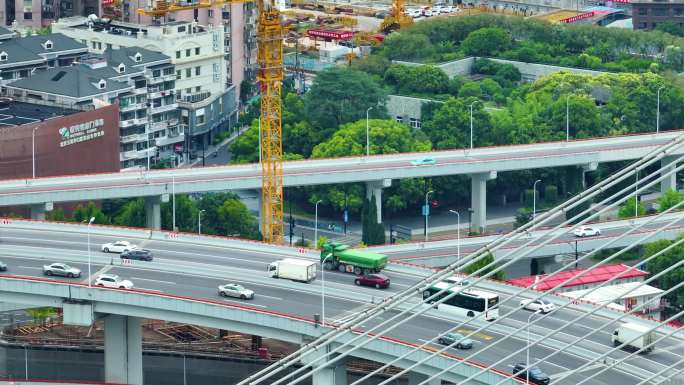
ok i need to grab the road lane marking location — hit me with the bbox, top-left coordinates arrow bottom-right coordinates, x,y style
130,277 -> 177,285
455,328 -> 494,341
222,298 -> 266,308
254,294 -> 283,301
137,287 -> 164,293
18,266 -> 41,270
534,357 -> 570,371
83,265 -> 113,285
550,363 -> 603,380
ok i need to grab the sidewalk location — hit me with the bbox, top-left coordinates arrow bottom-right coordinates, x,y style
185,127 -> 248,168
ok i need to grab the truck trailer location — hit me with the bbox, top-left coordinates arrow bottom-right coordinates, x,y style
268,258 -> 317,283
320,242 -> 387,275
611,322 -> 656,353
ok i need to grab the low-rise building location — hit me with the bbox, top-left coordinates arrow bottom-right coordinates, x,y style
52,17 -> 238,161
0,0 -> 100,30
632,0 -> 684,30
0,31 -> 88,86
3,46 -> 182,169
507,263 -> 650,293
563,282 -> 665,320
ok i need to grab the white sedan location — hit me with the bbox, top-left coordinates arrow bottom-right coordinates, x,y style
573,226 -> 601,237
218,284 -> 254,300
94,274 -> 134,289
520,299 -> 556,313
101,240 -> 137,253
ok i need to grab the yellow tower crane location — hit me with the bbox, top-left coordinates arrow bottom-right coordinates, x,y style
138,0 -> 285,244
380,0 -> 413,34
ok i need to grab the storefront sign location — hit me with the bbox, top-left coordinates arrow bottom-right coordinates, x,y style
59,118 -> 106,148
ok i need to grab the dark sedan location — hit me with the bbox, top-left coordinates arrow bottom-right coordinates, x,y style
354,274 -> 390,289
120,249 -> 153,261
512,364 -> 550,385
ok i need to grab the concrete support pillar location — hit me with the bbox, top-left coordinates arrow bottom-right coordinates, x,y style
581,162 -> 598,189
661,156 -> 678,193
470,171 -> 496,234
408,371 -> 441,385
104,315 -> 142,385
365,179 -> 391,224
145,196 -> 163,230
29,202 -> 52,220
301,348 -> 347,385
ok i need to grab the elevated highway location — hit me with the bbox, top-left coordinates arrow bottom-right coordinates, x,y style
1,131 -> 683,232
1,221 -> 683,385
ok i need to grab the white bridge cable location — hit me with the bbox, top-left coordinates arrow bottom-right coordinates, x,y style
361,211 -> 684,385
641,360 -> 684,385
273,151 -> 684,385
239,135 -> 684,385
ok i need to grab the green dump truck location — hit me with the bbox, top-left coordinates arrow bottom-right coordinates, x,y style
320,242 -> 388,275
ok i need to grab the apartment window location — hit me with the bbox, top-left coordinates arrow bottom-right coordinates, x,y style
24,12 -> 32,19
185,49 -> 191,57
176,51 -> 181,59
639,22 -> 648,29
185,88 -> 191,94
185,68 -> 191,78
197,115 -> 206,125
195,86 -> 201,92
195,66 -> 201,76
195,47 -> 200,55
176,70 -> 181,79
107,43 -> 112,50
97,42 -> 102,50
396,116 -> 403,123
208,9 -> 214,18
153,69 -> 161,78
0,52 -> 7,62
163,67 -> 174,75
92,41 -> 97,49
653,7 -> 668,16
676,8 -> 684,16
638,7 -> 647,15
409,118 -> 421,129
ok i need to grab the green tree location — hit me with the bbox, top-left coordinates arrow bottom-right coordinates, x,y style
618,196 -> 646,219
304,67 -> 387,133
362,195 -> 385,245
421,97 -> 489,149
161,194 -> 197,232
73,202 -> 109,224
229,120 -> 260,163
643,237 -> 684,308
458,82 -> 482,99
46,208 -> 67,222
658,188 -> 684,212
515,208 -> 532,228
462,252 -> 505,281
26,307 -> 56,325
216,198 -> 261,240
656,21 -> 684,37
113,198 -> 146,228
461,27 -> 511,57
381,33 -> 436,61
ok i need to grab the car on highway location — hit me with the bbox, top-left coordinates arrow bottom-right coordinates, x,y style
0,261 -> 6,271
42,263 -> 81,278
121,249 -> 153,261
410,157 -> 437,166
444,276 -> 471,286
94,274 -> 134,289
511,364 -> 550,385
573,225 -> 601,237
101,240 -> 137,253
354,274 -> 390,289
520,299 -> 556,313
218,284 -> 254,299
437,332 -> 474,349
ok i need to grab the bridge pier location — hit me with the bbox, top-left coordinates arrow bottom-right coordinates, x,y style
366,179 -> 391,223
301,347 -> 348,385
470,171 -> 496,234
29,202 -> 52,220
104,314 -> 143,385
145,195 -> 164,230
661,156 -> 678,193
408,371 -> 441,385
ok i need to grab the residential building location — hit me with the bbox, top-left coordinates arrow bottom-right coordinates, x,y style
0,31 -> 88,86
3,46 -> 182,169
563,282 -> 665,320
52,17 -> 238,161
506,263 -> 650,293
0,0 -> 100,29
632,0 -> 684,30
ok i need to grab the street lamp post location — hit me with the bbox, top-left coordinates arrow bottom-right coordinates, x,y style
449,210 -> 460,264
657,86 -> 665,134
527,309 -> 542,384
32,125 -> 40,179
566,95 -> 570,142
532,179 -> 542,220
87,216 -> 95,287
321,253 -> 333,327
469,100 -> 479,149
172,175 -> 176,232
314,199 -> 323,246
198,209 -> 205,235
424,190 -> 434,241
366,107 -> 373,156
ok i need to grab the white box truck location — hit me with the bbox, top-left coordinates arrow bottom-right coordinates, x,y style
612,323 -> 656,353
267,258 -> 317,283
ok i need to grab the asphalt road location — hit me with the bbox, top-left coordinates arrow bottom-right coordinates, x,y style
1,227 -> 683,385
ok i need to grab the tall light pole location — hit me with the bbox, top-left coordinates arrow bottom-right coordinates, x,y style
566,95 -> 571,142
321,253 -> 333,327
527,309 -> 542,384
469,100 -> 479,149
532,179 -> 542,220
657,86 -> 665,134
314,199 -> 323,247
172,175 -> 176,231
198,209 -> 205,235
449,210 -> 460,265
424,190 -> 434,241
87,216 -> 95,288
366,107 -> 373,156
32,125 -> 40,179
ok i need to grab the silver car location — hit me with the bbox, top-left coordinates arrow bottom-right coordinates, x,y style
0,261 -> 7,271
218,284 -> 254,300
43,263 -> 81,278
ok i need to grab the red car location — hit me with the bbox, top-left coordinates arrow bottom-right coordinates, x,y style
354,274 -> 390,289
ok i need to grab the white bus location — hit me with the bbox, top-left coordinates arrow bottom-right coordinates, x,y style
423,281 -> 500,321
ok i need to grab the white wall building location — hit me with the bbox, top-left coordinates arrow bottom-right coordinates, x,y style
563,282 -> 665,320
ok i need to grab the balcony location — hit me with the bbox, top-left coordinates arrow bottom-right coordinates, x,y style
150,103 -> 178,115
132,87 -> 148,94
149,89 -> 175,100
120,148 -> 153,161
177,91 -> 213,108
120,102 -> 145,112
120,133 -> 147,143
156,133 -> 185,147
